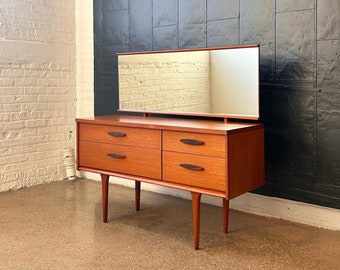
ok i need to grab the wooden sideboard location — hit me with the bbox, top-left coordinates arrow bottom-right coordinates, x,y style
76,114 -> 265,249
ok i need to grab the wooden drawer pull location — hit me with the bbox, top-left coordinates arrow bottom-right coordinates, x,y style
107,153 -> 126,159
107,131 -> 126,137
180,163 -> 204,171
180,138 -> 205,146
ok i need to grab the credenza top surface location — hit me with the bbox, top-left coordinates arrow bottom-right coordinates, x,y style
76,114 -> 263,135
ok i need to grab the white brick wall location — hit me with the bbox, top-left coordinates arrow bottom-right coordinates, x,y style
0,0 -> 76,191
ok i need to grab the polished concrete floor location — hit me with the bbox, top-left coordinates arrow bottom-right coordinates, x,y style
0,179 -> 339,269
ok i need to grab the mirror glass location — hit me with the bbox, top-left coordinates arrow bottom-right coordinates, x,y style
118,45 -> 259,119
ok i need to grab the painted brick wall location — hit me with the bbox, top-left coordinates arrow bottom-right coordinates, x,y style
0,0 -> 76,191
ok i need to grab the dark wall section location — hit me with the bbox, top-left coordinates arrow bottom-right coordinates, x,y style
93,0 -> 340,209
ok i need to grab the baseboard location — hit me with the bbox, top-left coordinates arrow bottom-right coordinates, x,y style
80,172 -> 340,231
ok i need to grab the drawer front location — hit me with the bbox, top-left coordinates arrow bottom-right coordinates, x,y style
78,123 -> 161,149
163,131 -> 225,157
162,151 -> 226,191
78,141 -> 161,179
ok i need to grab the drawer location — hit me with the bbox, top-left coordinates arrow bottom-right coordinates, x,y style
78,141 -> 161,179
163,131 -> 225,157
78,123 -> 161,149
162,151 -> 226,191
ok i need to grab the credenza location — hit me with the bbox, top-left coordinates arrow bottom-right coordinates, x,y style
76,114 -> 265,249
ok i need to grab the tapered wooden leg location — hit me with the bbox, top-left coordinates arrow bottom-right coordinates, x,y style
101,174 -> 109,223
135,181 -> 141,211
223,198 -> 229,234
191,192 -> 202,250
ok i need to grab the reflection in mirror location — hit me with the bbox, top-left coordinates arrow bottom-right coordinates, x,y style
118,45 -> 259,120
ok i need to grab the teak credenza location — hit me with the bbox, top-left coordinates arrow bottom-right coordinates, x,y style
76,114 -> 265,249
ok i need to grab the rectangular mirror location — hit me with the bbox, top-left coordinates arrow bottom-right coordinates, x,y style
118,44 -> 259,120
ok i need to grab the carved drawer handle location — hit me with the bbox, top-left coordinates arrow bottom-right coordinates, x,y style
180,138 -> 205,146
180,163 -> 204,171
107,131 -> 126,137
107,153 -> 126,159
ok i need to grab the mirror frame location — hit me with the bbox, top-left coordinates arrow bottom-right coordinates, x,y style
117,44 -> 260,120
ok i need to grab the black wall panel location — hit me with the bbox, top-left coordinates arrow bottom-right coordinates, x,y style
93,0 -> 340,208
129,0 -> 153,51
179,0 -> 206,48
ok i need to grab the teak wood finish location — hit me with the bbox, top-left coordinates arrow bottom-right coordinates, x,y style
76,114 -> 265,249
